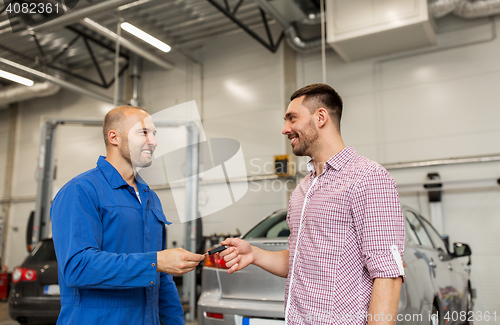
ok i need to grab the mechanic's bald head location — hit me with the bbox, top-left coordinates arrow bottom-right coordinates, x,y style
103,105 -> 148,147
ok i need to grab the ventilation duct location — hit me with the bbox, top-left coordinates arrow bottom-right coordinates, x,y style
429,0 -> 462,18
285,26 -> 323,52
454,0 -> 500,18
430,0 -> 500,18
0,81 -> 60,108
253,0 -> 323,52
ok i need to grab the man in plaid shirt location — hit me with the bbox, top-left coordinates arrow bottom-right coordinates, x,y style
221,84 -> 405,325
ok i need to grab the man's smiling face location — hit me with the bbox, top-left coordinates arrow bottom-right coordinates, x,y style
282,96 -> 319,157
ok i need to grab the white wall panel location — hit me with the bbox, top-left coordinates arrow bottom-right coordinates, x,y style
203,72 -> 282,120
202,49 -> 283,120
297,51 -> 375,96
384,130 -> 500,163
142,60 -> 202,114
340,93 -> 379,151
380,28 -> 500,90
380,61 -> 500,163
202,108 -> 285,160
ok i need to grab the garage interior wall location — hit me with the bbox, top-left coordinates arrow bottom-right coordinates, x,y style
0,13 -> 499,318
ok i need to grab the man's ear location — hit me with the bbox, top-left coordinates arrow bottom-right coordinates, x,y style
316,108 -> 329,128
108,130 -> 120,146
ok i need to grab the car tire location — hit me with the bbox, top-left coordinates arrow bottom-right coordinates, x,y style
431,304 -> 440,325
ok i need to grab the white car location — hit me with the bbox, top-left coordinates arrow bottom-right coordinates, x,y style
198,207 -> 474,325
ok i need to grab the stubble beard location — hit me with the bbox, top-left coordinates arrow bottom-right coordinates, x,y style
120,136 -> 133,166
292,118 -> 319,157
120,136 -> 152,168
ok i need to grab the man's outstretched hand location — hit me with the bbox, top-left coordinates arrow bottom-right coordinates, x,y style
221,238 -> 289,278
220,238 -> 255,274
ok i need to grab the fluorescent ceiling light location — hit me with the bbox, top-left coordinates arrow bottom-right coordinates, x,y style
121,22 -> 171,53
118,0 -> 154,11
0,69 -> 34,86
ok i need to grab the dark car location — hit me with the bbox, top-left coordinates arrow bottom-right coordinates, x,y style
198,207 -> 474,325
9,238 -> 60,324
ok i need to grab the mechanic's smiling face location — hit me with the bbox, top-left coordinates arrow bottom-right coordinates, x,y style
120,112 -> 157,168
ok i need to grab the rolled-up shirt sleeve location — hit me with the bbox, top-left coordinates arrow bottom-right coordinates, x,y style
352,166 -> 406,281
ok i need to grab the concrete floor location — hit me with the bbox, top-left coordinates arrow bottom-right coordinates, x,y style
0,301 -> 198,325
0,301 -> 18,325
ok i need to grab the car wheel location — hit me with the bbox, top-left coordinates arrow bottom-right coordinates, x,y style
464,290 -> 474,325
431,304 -> 440,325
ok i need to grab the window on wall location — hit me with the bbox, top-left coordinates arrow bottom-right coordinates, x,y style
404,211 -> 433,248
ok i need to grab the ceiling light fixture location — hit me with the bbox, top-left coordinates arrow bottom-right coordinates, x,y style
0,69 -> 34,86
121,22 -> 171,53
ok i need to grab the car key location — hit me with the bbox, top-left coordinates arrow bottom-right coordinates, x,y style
204,245 -> 228,256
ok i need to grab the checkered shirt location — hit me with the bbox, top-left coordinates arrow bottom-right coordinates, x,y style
284,147 -> 405,325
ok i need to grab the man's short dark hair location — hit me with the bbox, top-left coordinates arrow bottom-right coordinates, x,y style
290,84 -> 343,130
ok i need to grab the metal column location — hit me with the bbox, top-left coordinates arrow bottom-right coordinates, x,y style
0,104 -> 19,266
33,120 -> 58,244
182,124 -> 199,321
130,54 -> 141,107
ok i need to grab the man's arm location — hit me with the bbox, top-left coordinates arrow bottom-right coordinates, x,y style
51,181 -> 203,289
220,238 -> 289,278
368,277 -> 402,325
352,167 -> 405,323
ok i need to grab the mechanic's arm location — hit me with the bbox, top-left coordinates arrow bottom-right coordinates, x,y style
51,181 -> 203,289
158,272 -> 184,325
220,238 -> 289,278
158,219 -> 187,325
368,277 -> 402,324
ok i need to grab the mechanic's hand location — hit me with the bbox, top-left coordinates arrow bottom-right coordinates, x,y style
156,248 -> 205,276
220,238 -> 254,274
